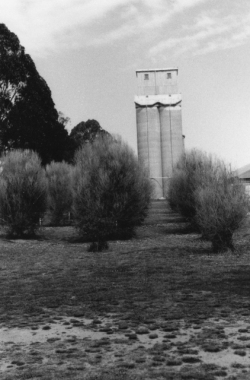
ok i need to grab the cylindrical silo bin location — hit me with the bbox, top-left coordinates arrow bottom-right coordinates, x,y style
136,107 -> 149,169
159,104 -> 184,196
170,105 -> 183,165
136,106 -> 163,198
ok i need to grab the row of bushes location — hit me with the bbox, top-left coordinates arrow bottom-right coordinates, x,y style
1,141 -> 247,253
168,150 -> 249,252
0,136 -> 153,250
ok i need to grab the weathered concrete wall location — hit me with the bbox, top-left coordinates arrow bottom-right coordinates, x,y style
136,106 -> 163,199
160,105 -> 183,196
136,68 -> 178,96
135,68 -> 184,199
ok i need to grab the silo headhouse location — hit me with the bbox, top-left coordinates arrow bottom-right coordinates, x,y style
135,68 -> 184,199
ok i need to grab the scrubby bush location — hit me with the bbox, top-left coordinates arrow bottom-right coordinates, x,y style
168,149 -> 214,220
46,161 -> 74,225
72,135 -> 153,251
195,164 -> 249,252
168,149 -> 249,252
0,150 -> 47,237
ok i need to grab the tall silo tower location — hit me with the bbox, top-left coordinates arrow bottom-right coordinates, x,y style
135,68 -> 184,198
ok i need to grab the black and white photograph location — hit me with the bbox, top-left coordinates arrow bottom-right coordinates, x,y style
1,1 -> 250,379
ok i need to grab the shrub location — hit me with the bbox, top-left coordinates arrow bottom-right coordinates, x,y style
0,150 -> 47,237
195,164 -> 249,252
168,149 -> 249,252
72,135 -> 153,250
168,149 -> 214,220
46,161 -> 74,225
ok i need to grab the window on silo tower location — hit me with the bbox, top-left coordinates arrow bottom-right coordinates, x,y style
144,73 -> 149,80
167,72 -> 172,79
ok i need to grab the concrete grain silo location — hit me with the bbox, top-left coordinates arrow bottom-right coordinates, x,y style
135,68 -> 184,198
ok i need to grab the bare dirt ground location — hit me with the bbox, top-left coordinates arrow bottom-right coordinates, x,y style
1,202 -> 250,379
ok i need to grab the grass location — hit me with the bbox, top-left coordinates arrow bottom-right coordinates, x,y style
1,203 -> 250,379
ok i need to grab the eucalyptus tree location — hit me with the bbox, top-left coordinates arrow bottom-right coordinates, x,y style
67,119 -> 109,161
0,24 -> 69,164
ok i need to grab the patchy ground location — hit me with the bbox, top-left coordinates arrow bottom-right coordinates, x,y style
1,202 -> 250,379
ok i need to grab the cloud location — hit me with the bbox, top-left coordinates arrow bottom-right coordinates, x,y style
149,8 -> 250,58
0,0 -> 207,56
89,0 -> 208,46
173,0 -> 207,12
2,0 -> 248,61
1,0 -> 135,55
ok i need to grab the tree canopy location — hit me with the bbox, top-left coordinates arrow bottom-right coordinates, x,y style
0,24 -> 69,164
68,119 -> 110,161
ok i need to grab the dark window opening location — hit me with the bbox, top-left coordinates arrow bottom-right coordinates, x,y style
167,73 -> 172,79
144,74 -> 149,80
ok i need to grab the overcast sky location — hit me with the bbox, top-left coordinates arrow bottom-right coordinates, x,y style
1,0 -> 250,169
